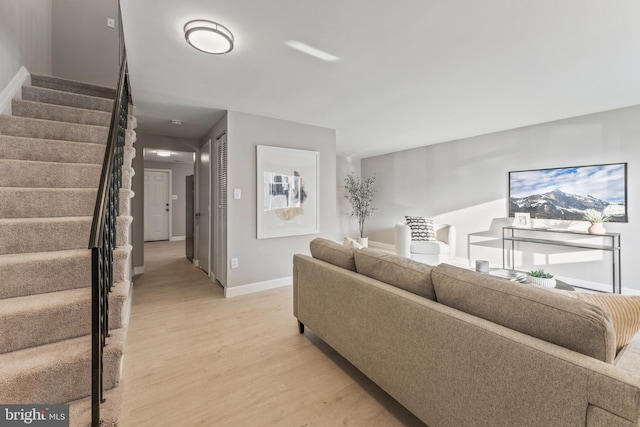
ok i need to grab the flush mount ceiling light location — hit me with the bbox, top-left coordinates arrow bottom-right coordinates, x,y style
184,19 -> 234,54
156,150 -> 172,157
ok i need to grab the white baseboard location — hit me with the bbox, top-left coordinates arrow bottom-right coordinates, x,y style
224,276 -> 292,298
0,66 -> 29,116
170,235 -> 186,241
133,266 -> 145,275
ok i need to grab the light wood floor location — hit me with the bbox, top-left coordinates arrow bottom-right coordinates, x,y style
120,241 -> 426,427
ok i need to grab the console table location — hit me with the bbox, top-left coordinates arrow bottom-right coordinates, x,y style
502,226 -> 621,293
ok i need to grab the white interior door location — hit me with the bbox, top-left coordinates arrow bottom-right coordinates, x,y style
198,140 -> 211,274
144,169 -> 170,241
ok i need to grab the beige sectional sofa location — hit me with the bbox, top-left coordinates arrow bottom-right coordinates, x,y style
293,238 -> 640,427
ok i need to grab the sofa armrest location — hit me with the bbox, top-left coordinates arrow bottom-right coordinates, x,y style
394,223 -> 411,258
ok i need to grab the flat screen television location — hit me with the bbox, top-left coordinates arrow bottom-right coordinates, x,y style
509,163 -> 628,223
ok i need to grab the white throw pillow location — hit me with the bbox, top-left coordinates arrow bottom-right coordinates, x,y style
343,237 -> 364,249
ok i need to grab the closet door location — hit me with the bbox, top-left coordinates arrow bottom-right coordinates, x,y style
213,134 -> 227,287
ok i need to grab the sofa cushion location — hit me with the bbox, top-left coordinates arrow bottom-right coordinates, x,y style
354,248 -> 436,300
552,290 -> 640,353
432,264 -> 616,363
310,238 -> 357,271
405,216 -> 436,241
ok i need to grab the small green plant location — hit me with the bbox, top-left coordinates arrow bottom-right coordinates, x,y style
582,209 -> 610,224
528,268 -> 553,279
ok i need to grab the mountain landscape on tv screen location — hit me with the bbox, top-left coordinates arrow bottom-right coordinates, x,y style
510,189 -> 626,222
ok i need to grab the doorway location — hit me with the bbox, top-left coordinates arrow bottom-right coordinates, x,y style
144,169 -> 171,241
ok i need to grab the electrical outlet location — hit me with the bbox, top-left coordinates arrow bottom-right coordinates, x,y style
234,189 -> 241,199
107,18 -> 115,28
231,258 -> 239,269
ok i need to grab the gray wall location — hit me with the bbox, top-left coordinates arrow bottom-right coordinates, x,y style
0,0 -> 52,89
131,132 -> 198,270
225,111 -> 337,288
144,161 -> 194,238
362,105 -> 640,291
51,0 -> 119,87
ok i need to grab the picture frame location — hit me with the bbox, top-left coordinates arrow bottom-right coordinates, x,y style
513,212 -> 531,228
509,163 -> 627,222
256,145 -> 319,239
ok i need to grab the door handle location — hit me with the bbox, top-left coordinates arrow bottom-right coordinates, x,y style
195,213 -> 201,218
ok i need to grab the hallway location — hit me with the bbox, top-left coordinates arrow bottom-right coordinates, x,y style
120,241 -> 424,426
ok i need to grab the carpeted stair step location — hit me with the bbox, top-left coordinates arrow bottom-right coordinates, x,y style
0,135 -> 105,164
0,216 -> 132,255
0,115 -> 108,144
22,85 -> 113,113
31,74 -> 116,100
0,246 -> 132,300
69,385 -> 123,427
0,328 -> 125,404
0,217 -> 93,255
0,281 -> 129,354
0,188 -> 97,218
0,159 -> 101,188
0,187 -> 132,219
12,99 -> 111,127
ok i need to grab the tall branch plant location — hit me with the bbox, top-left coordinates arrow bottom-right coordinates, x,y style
344,172 -> 377,238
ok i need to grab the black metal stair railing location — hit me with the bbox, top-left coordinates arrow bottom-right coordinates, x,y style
88,50 -> 130,427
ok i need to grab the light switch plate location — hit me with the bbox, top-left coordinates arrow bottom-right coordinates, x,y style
234,189 -> 241,199
171,194 -> 178,200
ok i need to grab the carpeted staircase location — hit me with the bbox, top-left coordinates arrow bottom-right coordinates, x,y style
0,74 -> 136,426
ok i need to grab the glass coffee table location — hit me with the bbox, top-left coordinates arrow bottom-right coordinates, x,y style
488,269 -> 575,291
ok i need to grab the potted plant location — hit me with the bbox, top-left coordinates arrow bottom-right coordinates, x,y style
344,172 -> 376,247
526,269 -> 556,288
583,209 -> 610,235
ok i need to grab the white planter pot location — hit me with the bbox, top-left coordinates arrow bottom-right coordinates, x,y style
588,222 -> 607,235
527,274 -> 556,288
357,237 -> 369,248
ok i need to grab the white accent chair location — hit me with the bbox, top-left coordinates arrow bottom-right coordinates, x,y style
394,223 -> 456,265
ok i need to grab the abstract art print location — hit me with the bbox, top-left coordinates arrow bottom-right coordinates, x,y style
257,145 -> 319,239
509,163 -> 627,222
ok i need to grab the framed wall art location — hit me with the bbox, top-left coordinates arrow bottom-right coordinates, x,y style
509,163 -> 627,222
256,145 -> 319,239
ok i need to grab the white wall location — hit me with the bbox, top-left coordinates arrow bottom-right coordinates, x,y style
51,0 -> 119,87
144,161 -> 194,239
362,105 -> 640,291
0,0 -> 52,89
225,111 -> 337,290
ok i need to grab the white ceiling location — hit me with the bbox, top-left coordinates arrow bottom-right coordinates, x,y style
120,1 -> 640,159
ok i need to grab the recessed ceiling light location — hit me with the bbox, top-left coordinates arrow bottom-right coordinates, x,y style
156,151 -> 171,157
184,20 -> 234,54
284,40 -> 341,62
171,119 -> 183,125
